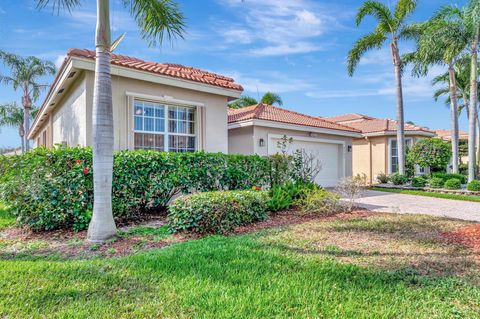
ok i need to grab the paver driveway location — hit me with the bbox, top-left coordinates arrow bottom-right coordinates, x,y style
356,190 -> 480,222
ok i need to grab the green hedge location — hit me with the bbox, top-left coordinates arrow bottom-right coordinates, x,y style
0,147 -> 276,231
444,178 -> 461,190
432,172 -> 467,184
168,190 -> 269,234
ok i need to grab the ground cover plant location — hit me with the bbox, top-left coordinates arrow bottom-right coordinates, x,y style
1,212 -> 480,318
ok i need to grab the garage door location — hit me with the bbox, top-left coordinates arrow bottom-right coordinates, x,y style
269,136 -> 343,187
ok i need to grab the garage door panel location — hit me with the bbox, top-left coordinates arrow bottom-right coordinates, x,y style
269,137 -> 342,187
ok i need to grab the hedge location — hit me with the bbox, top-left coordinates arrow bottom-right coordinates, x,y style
168,190 -> 269,234
0,147 -> 280,231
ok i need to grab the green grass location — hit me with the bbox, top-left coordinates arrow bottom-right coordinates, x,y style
0,203 -> 15,230
1,214 -> 480,318
371,187 -> 480,202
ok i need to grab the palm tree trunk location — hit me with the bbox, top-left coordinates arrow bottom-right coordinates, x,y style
391,41 -> 405,175
22,93 -> 31,151
448,64 -> 459,173
18,126 -> 25,153
468,29 -> 479,182
87,0 -> 117,242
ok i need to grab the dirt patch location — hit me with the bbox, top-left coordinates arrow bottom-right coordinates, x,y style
442,225 -> 480,262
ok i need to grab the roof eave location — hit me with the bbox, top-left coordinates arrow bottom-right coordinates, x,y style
362,130 -> 436,137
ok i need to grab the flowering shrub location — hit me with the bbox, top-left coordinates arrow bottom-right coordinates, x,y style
0,147 -> 275,231
168,190 -> 269,234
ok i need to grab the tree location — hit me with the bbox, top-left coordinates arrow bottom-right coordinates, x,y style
37,0 -> 185,243
407,138 -> 452,172
0,52 -> 55,151
0,103 -> 38,152
404,8 -> 469,174
347,0 -> 419,175
229,91 -> 283,108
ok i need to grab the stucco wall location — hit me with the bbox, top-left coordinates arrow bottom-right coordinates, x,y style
228,126 -> 254,154
352,136 -> 387,184
84,71 -> 230,152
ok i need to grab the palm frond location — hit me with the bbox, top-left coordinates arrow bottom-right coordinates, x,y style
394,0 -> 418,23
260,92 -> 283,106
433,87 -> 450,102
347,31 -> 386,76
122,0 -> 186,47
228,96 -> 258,109
355,1 -> 393,28
35,0 -> 81,14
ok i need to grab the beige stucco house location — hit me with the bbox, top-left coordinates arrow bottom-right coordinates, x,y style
228,104 -> 362,187
28,48 -> 243,153
324,113 -> 435,184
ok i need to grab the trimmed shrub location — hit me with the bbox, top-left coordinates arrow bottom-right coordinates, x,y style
432,172 -> 467,184
295,189 -> 342,215
0,147 -> 275,231
467,180 -> 480,191
167,190 -> 269,234
376,173 -> 389,184
390,173 -> 409,185
411,176 -> 427,188
267,181 -> 318,212
444,178 -> 461,190
428,177 -> 444,189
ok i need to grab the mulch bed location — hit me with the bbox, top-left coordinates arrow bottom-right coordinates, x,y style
442,225 -> 480,261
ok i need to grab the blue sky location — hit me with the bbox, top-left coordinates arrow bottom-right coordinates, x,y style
0,0 -> 469,148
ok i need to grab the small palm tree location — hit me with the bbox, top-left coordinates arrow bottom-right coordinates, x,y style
229,92 -> 283,108
404,7 -> 469,173
37,0 -> 185,242
0,102 -> 38,152
347,0 -> 419,175
0,52 -> 55,151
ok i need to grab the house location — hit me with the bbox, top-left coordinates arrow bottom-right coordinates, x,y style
324,113 -> 435,184
228,104 -> 362,187
434,129 -> 469,141
27,49 -> 243,153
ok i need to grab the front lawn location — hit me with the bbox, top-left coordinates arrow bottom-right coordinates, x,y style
371,187 -> 480,202
1,212 -> 480,318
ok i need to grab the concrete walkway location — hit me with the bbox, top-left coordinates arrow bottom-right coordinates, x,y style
356,190 -> 480,222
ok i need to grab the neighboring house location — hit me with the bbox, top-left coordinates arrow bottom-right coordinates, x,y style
324,113 -> 435,184
28,49 -> 243,153
228,104 -> 362,187
435,129 -> 469,166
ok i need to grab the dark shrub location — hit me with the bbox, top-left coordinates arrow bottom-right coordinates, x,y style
376,173 -> 389,184
267,181 -> 318,212
428,177 -> 444,189
444,178 -> 461,190
467,180 -> 480,191
432,172 -> 467,184
167,190 -> 269,234
295,188 -> 341,215
411,176 -> 427,188
389,173 -> 409,185
0,147 -> 274,231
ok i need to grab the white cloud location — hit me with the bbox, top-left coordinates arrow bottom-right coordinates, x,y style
55,55 -> 66,69
223,71 -> 313,93
216,0 -> 338,56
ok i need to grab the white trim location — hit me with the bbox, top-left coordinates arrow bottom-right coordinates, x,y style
125,91 -> 205,107
364,131 -> 434,137
28,60 -> 75,139
267,133 -> 347,183
387,137 -> 413,174
73,57 -> 242,99
228,119 -> 362,138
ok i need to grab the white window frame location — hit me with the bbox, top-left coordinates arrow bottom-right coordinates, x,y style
131,97 -> 198,152
387,137 -> 413,174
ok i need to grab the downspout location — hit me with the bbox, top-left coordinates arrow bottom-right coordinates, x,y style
365,136 -> 372,185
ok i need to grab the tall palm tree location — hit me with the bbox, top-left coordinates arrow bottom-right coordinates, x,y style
0,102 -> 38,152
465,0 -> 480,181
0,52 -> 55,151
347,0 -> 419,175
37,0 -> 185,243
404,9 -> 469,173
229,91 -> 283,108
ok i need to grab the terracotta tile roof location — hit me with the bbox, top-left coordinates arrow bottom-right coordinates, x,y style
228,104 -> 361,133
435,129 -> 469,141
324,113 -> 434,135
67,48 -> 243,91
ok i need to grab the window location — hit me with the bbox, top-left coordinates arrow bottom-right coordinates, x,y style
390,138 -> 412,173
133,100 -> 196,152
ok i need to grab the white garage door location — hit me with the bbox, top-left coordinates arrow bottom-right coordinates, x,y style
269,136 -> 343,187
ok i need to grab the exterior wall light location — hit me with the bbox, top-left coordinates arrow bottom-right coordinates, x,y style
347,145 -> 352,152
259,138 -> 265,147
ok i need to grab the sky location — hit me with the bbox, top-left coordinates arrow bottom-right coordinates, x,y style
0,0 -> 470,148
